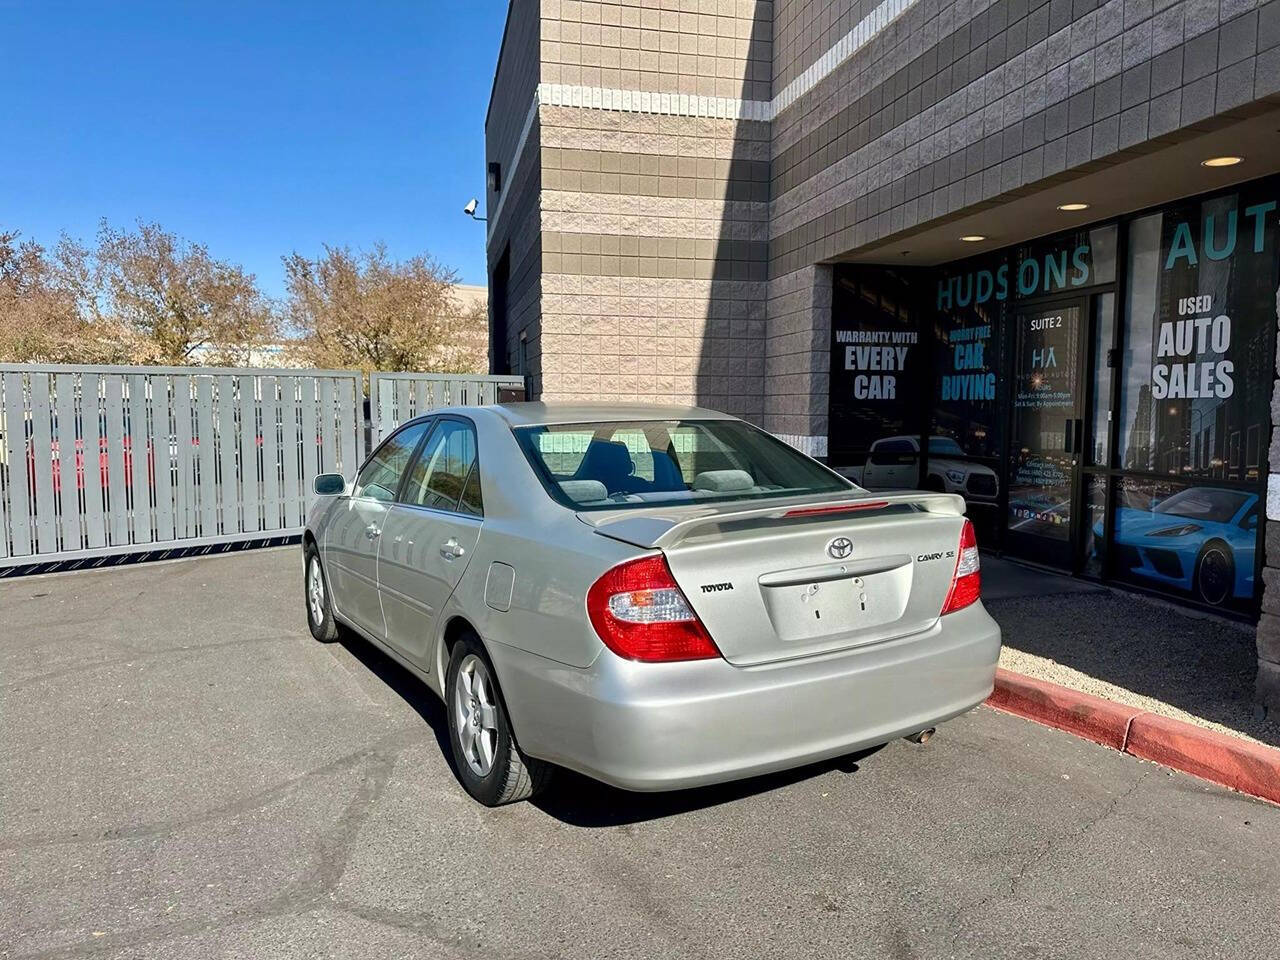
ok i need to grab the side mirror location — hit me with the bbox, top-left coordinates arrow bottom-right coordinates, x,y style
313,473 -> 346,496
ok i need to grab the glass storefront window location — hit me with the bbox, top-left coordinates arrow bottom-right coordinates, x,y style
1118,186 -> 1279,483
832,180 -> 1274,613
1081,474 -> 1107,579
1089,293 -> 1115,465
931,255 -> 1005,463
1111,477 -> 1259,611
828,267 -> 927,488
1007,304 -> 1082,551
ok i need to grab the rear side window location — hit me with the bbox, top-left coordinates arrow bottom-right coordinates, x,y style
458,464 -> 483,517
515,419 -> 852,510
404,419 -> 481,515
353,422 -> 430,502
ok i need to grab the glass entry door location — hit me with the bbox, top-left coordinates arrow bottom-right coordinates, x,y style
1005,301 -> 1086,569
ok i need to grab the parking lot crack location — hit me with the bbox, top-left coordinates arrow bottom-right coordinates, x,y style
328,901 -> 557,960
945,768 -> 1151,938
1,632 -> 301,691
0,727 -> 419,852
10,744 -> 405,960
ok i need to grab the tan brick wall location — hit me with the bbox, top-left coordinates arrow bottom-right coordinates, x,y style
530,2 -> 774,421
764,263 -> 831,445
540,0 -> 773,99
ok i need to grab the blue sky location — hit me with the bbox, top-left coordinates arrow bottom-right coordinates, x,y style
2,1 -> 509,297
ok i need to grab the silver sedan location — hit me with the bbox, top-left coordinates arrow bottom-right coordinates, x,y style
303,403 -> 1001,806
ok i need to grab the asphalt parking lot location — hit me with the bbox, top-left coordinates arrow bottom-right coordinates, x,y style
4,547 -> 1280,960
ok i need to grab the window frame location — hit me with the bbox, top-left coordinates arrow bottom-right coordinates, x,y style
350,418 -> 435,504
396,414 -> 484,520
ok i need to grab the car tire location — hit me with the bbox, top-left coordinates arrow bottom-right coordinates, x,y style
304,544 -> 339,643
1194,541 -> 1234,607
445,633 -> 552,806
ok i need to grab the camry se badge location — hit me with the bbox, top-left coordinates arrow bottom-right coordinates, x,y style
827,537 -> 854,559
916,550 -> 956,562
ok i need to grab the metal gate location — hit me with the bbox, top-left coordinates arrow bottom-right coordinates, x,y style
0,365 -> 364,567
369,372 -> 525,443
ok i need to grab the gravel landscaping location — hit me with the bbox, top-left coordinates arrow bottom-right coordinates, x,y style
986,565 -> 1280,748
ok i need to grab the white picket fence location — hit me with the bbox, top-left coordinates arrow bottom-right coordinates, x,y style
370,372 -> 524,442
0,364 -> 365,567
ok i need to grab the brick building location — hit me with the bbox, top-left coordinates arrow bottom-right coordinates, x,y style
484,0 -> 1280,708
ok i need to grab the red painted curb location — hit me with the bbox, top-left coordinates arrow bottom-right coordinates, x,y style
1126,712 -> 1280,806
988,667 -> 1280,806
987,667 -> 1141,751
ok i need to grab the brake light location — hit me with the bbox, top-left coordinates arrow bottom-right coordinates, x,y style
783,501 -> 889,518
586,554 -> 721,662
941,519 -> 981,615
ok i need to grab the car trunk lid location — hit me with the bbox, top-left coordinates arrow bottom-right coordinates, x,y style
580,492 -> 969,665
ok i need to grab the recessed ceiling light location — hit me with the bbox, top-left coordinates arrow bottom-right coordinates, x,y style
1201,156 -> 1243,167
959,235 -> 986,242
1057,202 -> 1089,211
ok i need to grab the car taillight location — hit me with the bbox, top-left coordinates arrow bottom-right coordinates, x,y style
586,554 -> 721,662
941,519 -> 981,615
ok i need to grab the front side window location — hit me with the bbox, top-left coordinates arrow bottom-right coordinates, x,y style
404,419 -> 481,514
352,422 -> 430,502
516,419 -> 853,510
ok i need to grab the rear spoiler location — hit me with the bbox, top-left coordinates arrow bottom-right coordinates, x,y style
586,491 -> 967,550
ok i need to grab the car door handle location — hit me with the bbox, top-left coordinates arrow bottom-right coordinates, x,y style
365,524 -> 381,540
440,538 -> 465,560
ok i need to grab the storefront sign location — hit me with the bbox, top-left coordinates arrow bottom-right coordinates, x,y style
835,328 -> 917,400
1164,201 -> 1276,267
935,226 -> 1119,310
936,247 -> 1091,309
940,323 -> 995,401
1151,299 -> 1234,399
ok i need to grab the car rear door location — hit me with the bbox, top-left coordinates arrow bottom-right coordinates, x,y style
324,421 -> 431,639
378,417 -> 483,667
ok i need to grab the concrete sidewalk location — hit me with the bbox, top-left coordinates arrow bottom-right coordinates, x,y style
983,555 -> 1280,749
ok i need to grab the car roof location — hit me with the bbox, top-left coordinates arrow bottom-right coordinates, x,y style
479,401 -> 738,427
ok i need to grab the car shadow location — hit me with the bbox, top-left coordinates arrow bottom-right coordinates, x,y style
334,625 -> 886,825
336,626 -> 454,766
531,745 -> 885,828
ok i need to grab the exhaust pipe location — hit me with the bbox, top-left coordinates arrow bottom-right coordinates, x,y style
905,728 -> 935,745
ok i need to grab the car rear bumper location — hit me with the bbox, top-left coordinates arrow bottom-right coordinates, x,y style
487,602 -> 1001,791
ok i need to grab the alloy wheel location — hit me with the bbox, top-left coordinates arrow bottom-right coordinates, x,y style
453,654 -> 499,777
307,557 -> 326,625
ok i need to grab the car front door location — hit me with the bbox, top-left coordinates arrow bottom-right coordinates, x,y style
324,421 -> 431,638
378,417 -> 483,667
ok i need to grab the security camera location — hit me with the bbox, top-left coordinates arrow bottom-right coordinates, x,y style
463,198 -> 478,217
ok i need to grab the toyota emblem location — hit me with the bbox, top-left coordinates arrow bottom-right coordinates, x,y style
827,536 -> 853,559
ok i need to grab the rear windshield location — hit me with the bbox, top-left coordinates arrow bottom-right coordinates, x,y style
514,419 -> 854,510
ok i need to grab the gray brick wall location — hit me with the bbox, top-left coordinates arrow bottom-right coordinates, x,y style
487,0 -> 542,220
769,0 -> 1280,280
487,1 -> 545,379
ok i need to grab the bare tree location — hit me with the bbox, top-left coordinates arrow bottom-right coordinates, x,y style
282,243 -> 486,374
94,221 -> 277,365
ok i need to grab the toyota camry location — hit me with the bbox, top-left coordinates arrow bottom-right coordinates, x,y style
303,403 -> 1001,806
